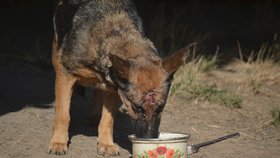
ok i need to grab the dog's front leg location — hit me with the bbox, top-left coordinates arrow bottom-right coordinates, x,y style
49,67 -> 76,155
97,91 -> 119,156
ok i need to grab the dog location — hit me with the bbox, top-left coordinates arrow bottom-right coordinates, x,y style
49,0 -> 188,156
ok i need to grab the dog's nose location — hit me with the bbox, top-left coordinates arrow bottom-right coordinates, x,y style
132,115 -> 160,138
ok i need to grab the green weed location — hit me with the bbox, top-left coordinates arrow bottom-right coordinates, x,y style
189,85 -> 242,108
271,107 -> 280,127
170,55 -> 218,96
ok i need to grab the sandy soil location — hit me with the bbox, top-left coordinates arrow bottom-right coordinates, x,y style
0,66 -> 279,158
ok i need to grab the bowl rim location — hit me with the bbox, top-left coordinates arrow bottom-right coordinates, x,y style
128,132 -> 191,143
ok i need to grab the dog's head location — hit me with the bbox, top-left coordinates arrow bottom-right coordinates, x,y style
109,48 -> 187,138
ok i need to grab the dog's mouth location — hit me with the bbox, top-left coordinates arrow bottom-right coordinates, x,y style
131,114 -> 161,138
117,89 -> 162,138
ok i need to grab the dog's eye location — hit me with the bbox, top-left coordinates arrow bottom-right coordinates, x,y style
132,103 -> 144,113
166,75 -> 174,82
116,76 -> 131,89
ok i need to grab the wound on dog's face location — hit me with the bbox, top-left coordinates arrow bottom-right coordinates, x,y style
114,60 -> 172,138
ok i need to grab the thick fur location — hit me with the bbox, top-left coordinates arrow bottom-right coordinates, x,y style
49,0 -> 187,156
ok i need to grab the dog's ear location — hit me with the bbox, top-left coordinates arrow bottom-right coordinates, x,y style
162,47 -> 189,75
109,54 -> 131,79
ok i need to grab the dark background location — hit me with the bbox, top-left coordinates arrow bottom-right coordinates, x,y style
0,1 -> 279,155
0,0 -> 280,70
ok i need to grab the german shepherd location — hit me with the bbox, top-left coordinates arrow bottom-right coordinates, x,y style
49,0 -> 188,156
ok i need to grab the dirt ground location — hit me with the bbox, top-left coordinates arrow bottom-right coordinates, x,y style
0,64 -> 280,158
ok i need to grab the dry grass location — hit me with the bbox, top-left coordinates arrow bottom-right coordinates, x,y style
170,37 -> 280,110
230,60 -> 280,94
170,50 -> 243,108
232,37 -> 280,95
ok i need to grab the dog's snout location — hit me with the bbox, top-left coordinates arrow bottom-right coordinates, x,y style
132,114 -> 161,138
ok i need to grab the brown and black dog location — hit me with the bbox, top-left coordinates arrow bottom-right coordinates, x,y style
49,0 -> 188,156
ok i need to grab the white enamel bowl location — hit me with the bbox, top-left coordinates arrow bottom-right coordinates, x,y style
129,132 -> 190,158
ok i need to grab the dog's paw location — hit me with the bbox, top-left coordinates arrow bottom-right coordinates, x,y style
48,142 -> 68,155
97,143 -> 120,156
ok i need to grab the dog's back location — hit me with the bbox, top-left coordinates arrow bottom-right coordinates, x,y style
55,0 -> 143,42
54,0 -> 151,75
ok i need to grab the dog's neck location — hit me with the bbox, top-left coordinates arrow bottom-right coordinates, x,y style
102,26 -> 161,62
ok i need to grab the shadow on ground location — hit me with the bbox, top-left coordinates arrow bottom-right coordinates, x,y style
0,69 -> 55,116
0,68 -> 133,154
68,90 -> 133,154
